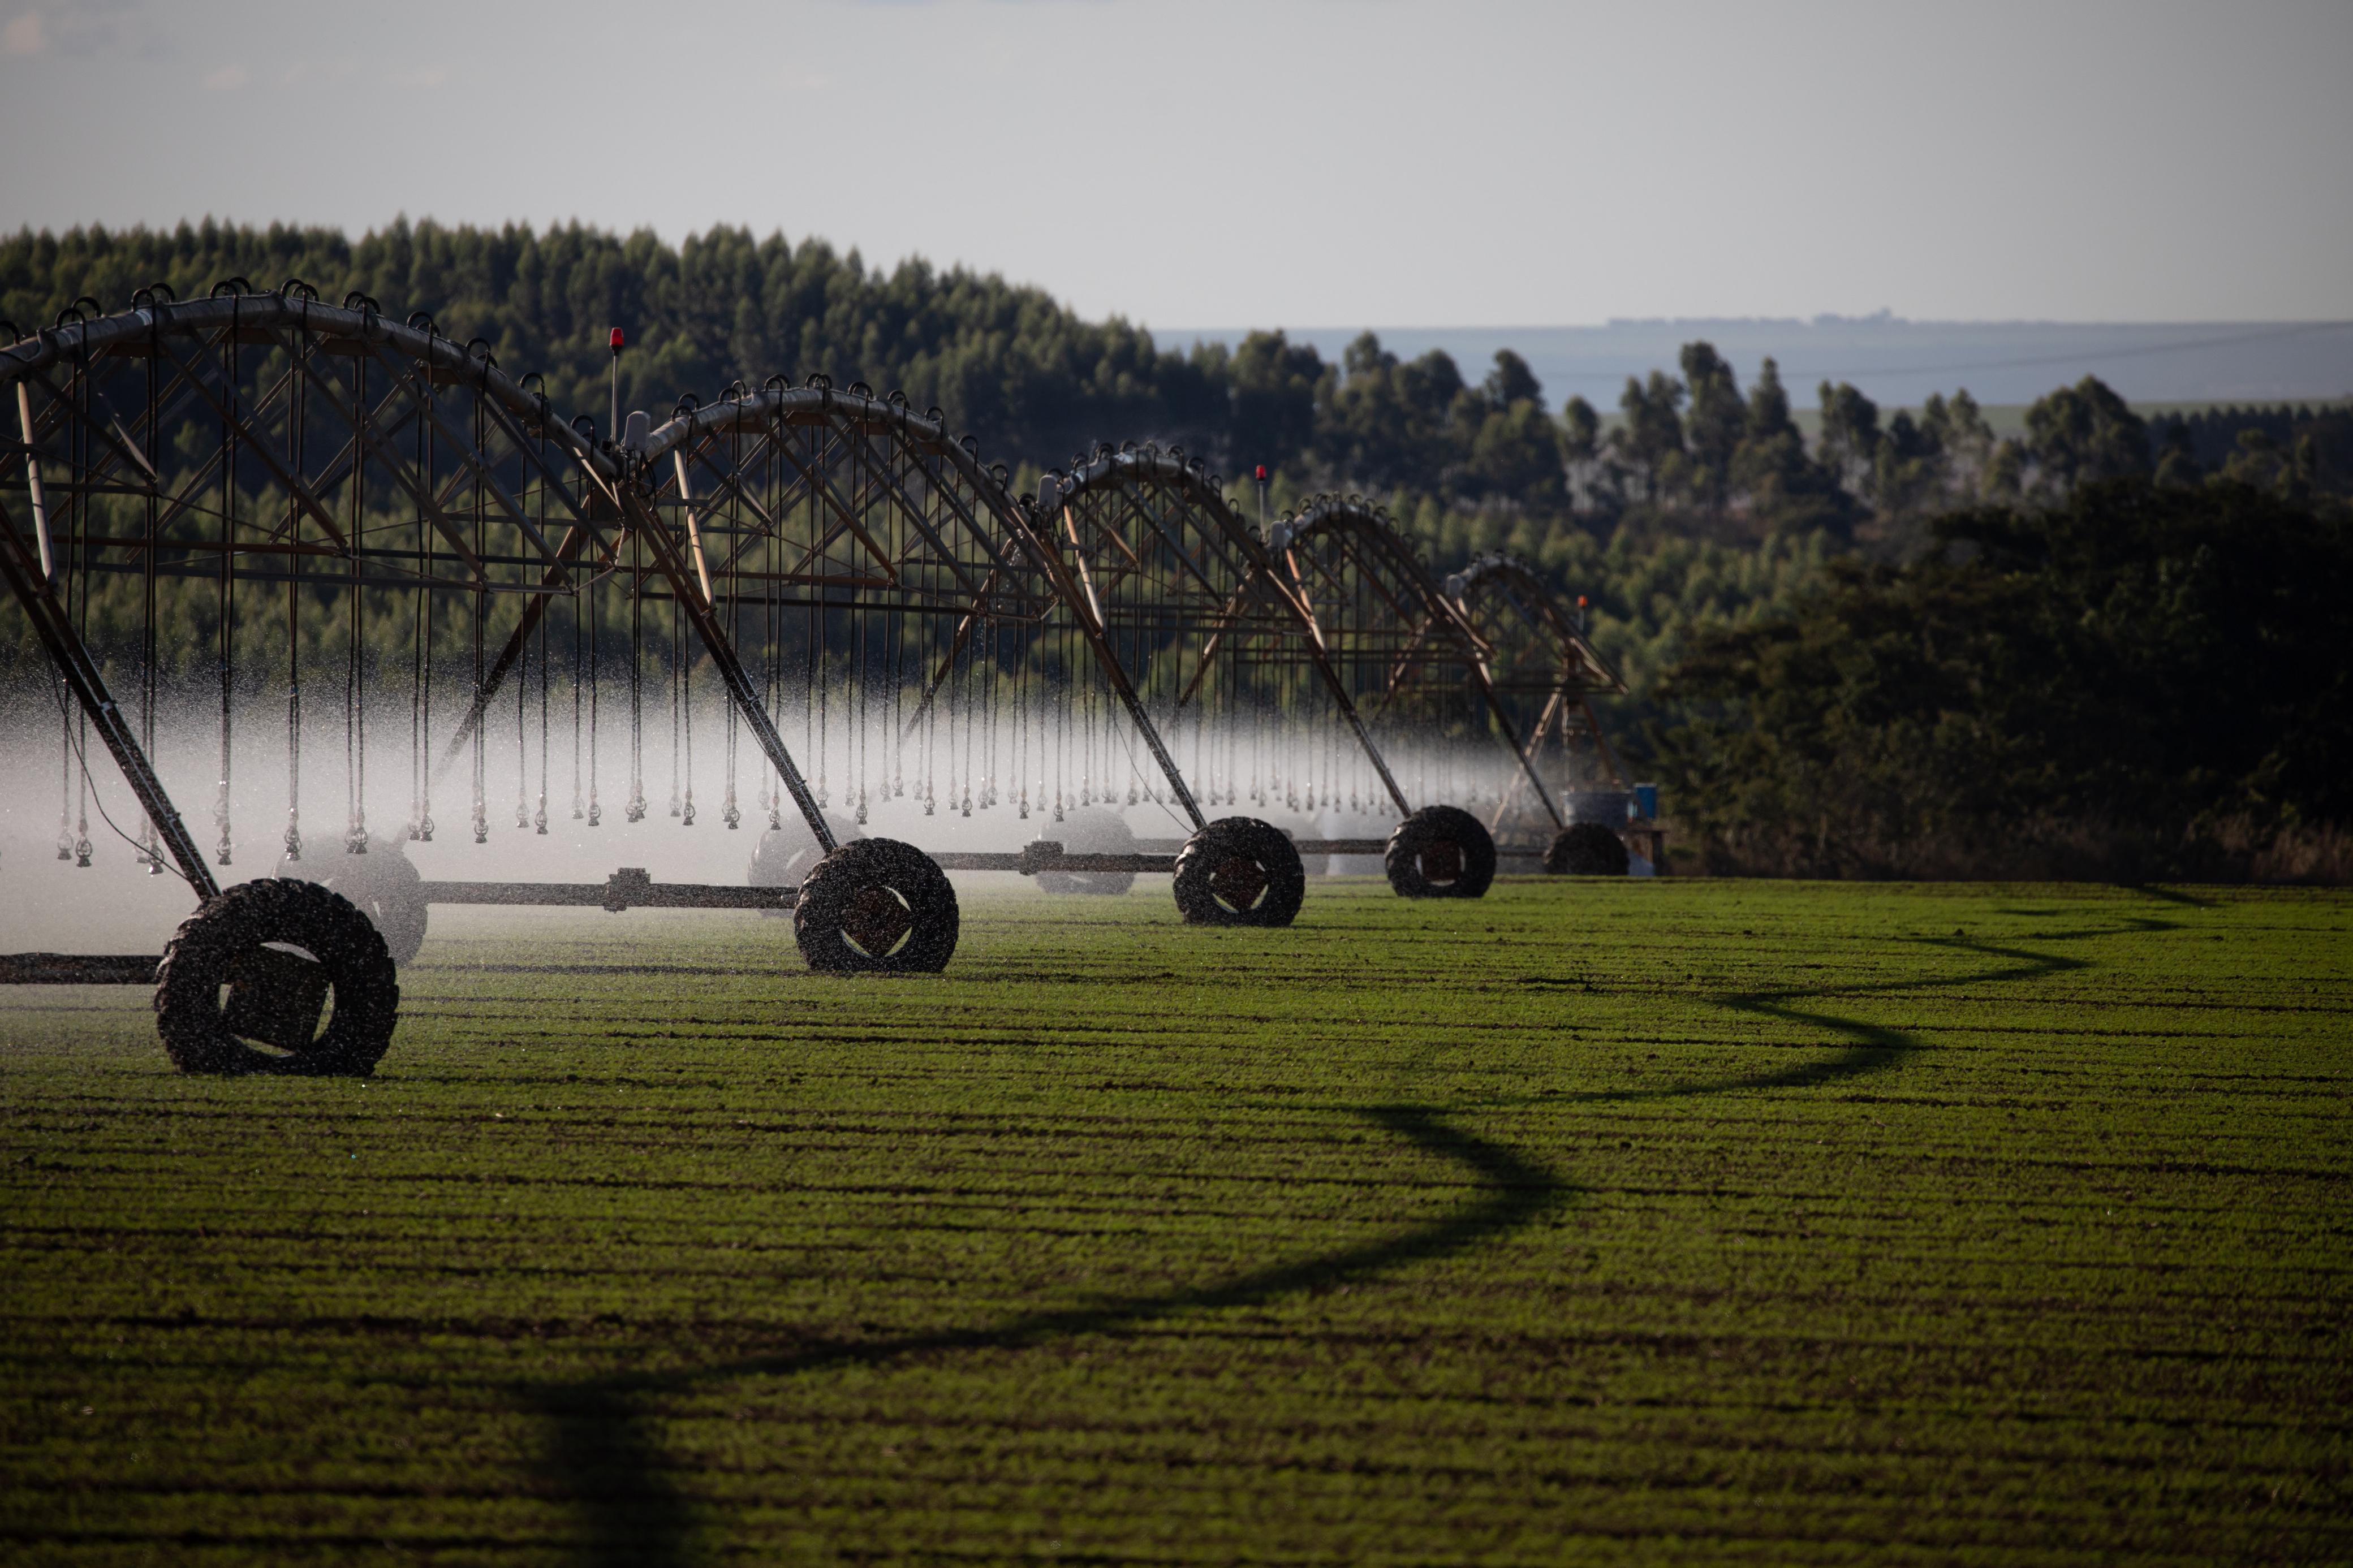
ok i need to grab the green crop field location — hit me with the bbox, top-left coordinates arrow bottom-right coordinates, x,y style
2,878 -> 2348,1566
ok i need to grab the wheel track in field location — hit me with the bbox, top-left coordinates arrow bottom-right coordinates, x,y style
528,921 -> 2147,1566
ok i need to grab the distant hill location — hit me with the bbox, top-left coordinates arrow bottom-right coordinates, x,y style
1164,318 -> 2353,411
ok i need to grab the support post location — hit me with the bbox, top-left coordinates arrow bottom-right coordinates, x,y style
1262,556 -> 1415,818
0,499 -> 218,899
1468,664 -> 1567,831
1024,497 -> 1205,832
15,383 -> 53,578
613,477 -> 838,854
429,518 -> 620,785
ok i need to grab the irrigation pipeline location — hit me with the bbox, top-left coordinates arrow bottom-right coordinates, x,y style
0,287 -> 1636,926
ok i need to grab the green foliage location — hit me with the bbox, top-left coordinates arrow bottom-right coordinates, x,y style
2175,411 -> 2353,505
1539,528 -> 1834,701
1615,369 -> 1687,500
1217,328 -> 1324,476
1657,481 -> 2353,875
3,881 -> 2347,1561
1,219 -> 1219,468
2024,375 -> 2152,491
14,222 -> 2335,540
1311,332 -> 1466,494
1678,342 -> 1745,509
2150,400 -> 2353,498
1463,395 -> 1565,511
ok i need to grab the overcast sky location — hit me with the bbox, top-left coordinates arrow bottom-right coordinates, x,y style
3,0 -> 2348,330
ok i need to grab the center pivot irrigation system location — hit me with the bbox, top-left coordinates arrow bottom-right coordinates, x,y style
0,284 -> 1638,1075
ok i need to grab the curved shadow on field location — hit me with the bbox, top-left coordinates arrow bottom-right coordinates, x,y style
1480,932 -> 2106,1114
1696,932 -> 2097,1093
531,928 -> 2121,1565
530,1105 -> 1563,1567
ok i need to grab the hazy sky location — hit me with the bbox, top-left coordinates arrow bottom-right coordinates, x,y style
3,0 -> 2348,329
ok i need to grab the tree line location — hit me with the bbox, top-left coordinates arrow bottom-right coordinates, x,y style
1,219 -> 1214,468
7,221 -> 2343,526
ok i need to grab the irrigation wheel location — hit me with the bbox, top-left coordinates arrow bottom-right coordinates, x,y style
749,814 -> 863,919
154,879 -> 401,1075
1546,822 -> 1631,876
277,837 -> 428,965
793,839 -> 960,973
1384,805 -> 1498,900
1172,817 -> 1307,927
1035,807 -> 1137,896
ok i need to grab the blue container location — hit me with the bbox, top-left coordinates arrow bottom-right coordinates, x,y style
1632,783 -> 1660,821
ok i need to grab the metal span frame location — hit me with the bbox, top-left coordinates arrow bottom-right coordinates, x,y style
440,385 -> 1222,851
0,286 -> 1235,949
0,288 -> 838,912
434,377 -> 1061,843
1442,552 -> 1630,836
1268,495 -> 1563,832
1031,444 -> 1416,824
5,285 -> 1615,988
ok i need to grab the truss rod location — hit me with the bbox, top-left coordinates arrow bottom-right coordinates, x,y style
0,497 -> 217,899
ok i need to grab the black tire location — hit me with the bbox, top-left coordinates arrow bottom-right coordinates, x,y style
1035,807 -> 1137,896
749,815 -> 861,919
1172,817 -> 1306,927
1384,805 -> 1498,900
278,837 -> 428,966
1547,822 -> 1631,876
154,878 -> 400,1076
792,838 -> 959,974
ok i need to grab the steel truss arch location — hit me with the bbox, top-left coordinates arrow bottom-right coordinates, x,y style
1269,496 -> 1562,829
637,383 -> 1056,624
1443,552 -> 1630,834
630,388 -> 1208,827
2,292 -> 623,598
427,381 -> 1049,799
0,288 -> 831,889
1032,445 -> 1413,823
